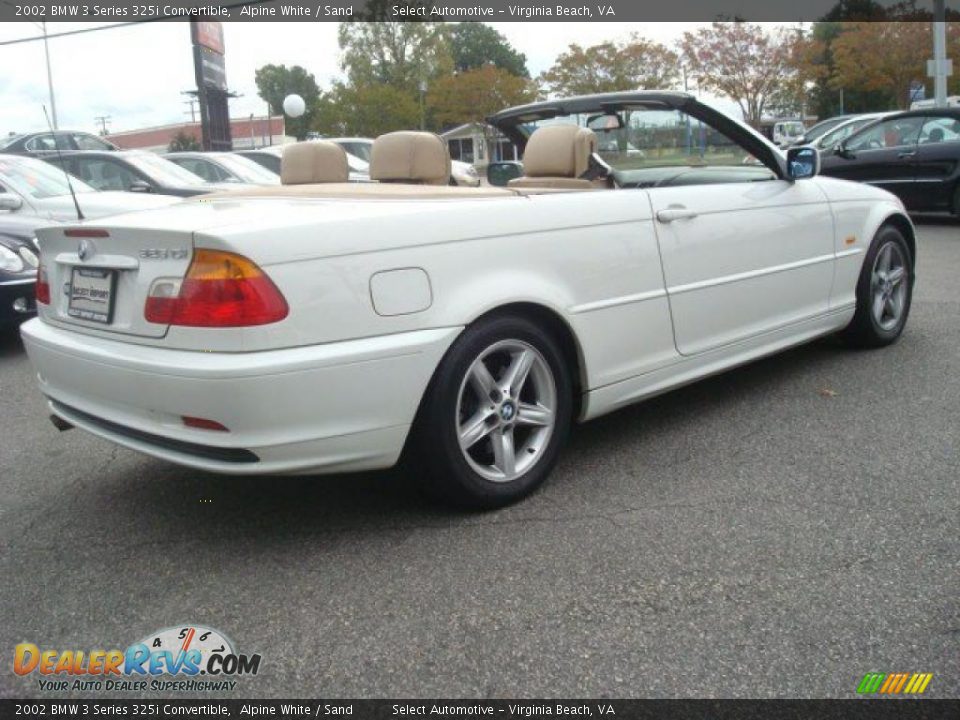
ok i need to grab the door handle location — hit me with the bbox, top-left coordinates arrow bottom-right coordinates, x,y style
656,207 -> 699,223
897,151 -> 917,159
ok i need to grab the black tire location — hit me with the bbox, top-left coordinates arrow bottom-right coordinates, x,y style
410,314 -> 574,510
841,224 -> 913,348
953,182 -> 960,216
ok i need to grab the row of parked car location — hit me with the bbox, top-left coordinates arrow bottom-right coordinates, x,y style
0,131 -> 481,196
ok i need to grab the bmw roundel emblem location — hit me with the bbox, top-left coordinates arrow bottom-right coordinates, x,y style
78,239 -> 91,261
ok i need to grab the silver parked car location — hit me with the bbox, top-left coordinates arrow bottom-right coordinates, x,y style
165,152 -> 281,186
0,154 -> 178,222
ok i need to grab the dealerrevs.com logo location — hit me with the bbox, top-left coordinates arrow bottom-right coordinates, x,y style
13,625 -> 262,693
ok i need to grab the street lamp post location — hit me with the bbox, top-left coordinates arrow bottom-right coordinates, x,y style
418,79 -> 428,132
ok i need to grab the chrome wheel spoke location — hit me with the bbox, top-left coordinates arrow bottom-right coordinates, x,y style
503,349 -> 535,397
872,293 -> 886,322
459,410 -> 494,450
877,244 -> 892,274
888,292 -> 902,320
516,402 -> 553,427
887,266 -> 905,286
491,427 -> 516,477
469,361 -> 498,399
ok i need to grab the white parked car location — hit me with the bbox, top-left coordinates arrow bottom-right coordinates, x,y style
21,92 -> 915,509
0,154 -> 178,221
327,136 -> 480,187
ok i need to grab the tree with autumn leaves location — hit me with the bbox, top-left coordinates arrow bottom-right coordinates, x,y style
800,21 -> 960,115
540,35 -> 679,96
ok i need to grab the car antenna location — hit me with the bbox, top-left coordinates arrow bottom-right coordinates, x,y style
43,105 -> 84,221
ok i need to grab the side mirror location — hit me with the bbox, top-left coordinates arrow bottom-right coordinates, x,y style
0,193 -> 23,211
786,146 -> 820,180
129,180 -> 153,193
486,161 -> 523,187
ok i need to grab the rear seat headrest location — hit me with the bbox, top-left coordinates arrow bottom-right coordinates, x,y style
370,131 -> 451,186
281,141 -> 349,185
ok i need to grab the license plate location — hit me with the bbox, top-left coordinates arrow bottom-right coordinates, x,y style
68,267 -> 116,324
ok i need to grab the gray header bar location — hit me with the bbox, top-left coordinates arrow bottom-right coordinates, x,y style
0,0 -> 952,24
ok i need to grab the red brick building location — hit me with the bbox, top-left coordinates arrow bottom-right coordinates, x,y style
108,116 -> 287,152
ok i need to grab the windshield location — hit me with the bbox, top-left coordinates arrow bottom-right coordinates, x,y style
125,153 -> 206,186
818,117 -> 880,150
780,122 -> 805,138
0,155 -> 96,199
517,109 -> 754,172
215,154 -> 280,184
803,116 -> 849,142
0,134 -> 25,150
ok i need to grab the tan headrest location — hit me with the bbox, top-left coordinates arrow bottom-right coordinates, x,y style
370,131 -> 450,185
521,125 -> 597,178
281,141 -> 349,185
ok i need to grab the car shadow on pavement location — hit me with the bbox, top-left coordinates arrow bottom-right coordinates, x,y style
0,323 -> 26,358
51,334 -> 855,546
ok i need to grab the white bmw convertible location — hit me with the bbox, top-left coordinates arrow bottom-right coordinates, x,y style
21,92 -> 915,508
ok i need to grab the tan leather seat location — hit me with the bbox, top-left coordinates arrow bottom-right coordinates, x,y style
508,125 -> 598,190
281,141 -> 349,185
370,131 -> 451,186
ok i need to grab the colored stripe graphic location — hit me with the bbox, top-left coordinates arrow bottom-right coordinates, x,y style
857,673 -> 933,694
857,673 -> 885,693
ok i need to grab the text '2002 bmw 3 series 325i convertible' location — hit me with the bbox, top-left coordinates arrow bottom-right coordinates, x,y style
21,92 -> 916,509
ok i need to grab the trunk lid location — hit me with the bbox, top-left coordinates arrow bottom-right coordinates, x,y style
36,222 -> 194,339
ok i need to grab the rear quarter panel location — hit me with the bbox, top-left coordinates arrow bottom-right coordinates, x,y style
182,191 -> 678,392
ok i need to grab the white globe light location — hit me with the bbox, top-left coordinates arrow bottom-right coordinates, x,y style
283,94 -> 306,118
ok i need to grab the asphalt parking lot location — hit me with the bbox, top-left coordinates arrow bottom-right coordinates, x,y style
0,217 -> 957,700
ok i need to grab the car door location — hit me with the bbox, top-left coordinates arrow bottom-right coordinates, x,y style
825,116 -> 923,204
913,115 -> 960,211
640,112 -> 835,356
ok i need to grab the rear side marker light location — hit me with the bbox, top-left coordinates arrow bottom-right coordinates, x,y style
182,416 -> 229,432
145,249 -> 288,327
36,264 -> 50,305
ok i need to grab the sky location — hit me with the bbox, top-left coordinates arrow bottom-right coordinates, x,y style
0,21 -> 761,137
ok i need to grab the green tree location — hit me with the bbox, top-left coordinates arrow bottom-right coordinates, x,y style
428,65 -> 538,127
427,65 -> 539,161
337,21 -> 452,94
168,130 -> 200,152
315,83 -> 421,138
540,35 -> 679,96
254,64 -> 321,140
448,23 -> 528,78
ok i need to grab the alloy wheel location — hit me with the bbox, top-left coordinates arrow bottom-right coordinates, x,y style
455,340 -> 557,483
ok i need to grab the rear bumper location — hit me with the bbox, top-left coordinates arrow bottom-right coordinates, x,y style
21,319 -> 461,475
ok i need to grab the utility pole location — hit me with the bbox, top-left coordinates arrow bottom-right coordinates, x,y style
930,0 -> 951,108
94,115 -> 111,135
183,98 -> 198,123
41,22 -> 58,129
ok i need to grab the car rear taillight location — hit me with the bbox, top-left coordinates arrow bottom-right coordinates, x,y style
145,249 -> 288,327
36,264 -> 50,305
